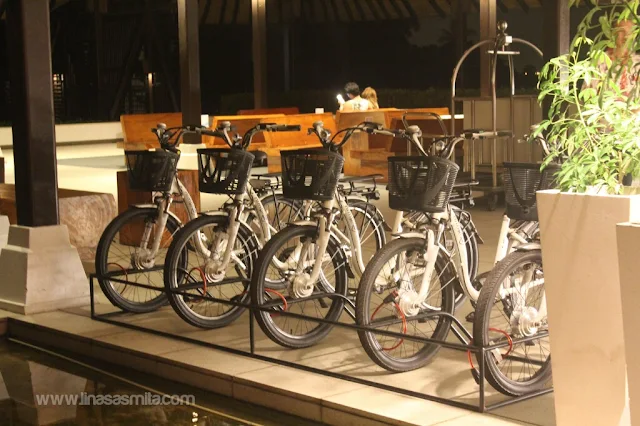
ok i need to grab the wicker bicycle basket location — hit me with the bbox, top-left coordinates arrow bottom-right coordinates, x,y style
281,148 -> 345,201
503,162 -> 560,221
388,156 -> 460,213
197,148 -> 255,195
125,150 -> 179,192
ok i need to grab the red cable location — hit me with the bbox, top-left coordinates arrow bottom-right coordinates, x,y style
467,327 -> 514,369
106,263 -> 128,295
370,302 -> 407,351
265,288 -> 288,316
188,267 -> 207,295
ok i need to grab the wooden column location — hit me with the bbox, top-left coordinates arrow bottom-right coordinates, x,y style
252,0 -> 268,108
6,0 -> 59,226
178,0 -> 202,143
479,0 -> 497,97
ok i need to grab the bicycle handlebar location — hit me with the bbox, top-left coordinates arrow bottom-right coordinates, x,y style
151,122 -> 302,152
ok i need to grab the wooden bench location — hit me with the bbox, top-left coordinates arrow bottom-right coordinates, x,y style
338,108 -> 460,180
120,112 -> 221,150
210,114 -> 286,149
0,184 -> 117,267
262,113 -> 337,173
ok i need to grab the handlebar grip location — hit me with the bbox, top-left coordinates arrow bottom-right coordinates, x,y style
199,129 -> 225,138
272,124 -> 301,132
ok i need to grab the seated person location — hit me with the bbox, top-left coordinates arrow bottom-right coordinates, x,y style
361,87 -> 379,109
339,82 -> 371,112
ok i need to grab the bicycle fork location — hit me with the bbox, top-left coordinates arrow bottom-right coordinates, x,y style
136,197 -> 172,268
396,229 -> 440,317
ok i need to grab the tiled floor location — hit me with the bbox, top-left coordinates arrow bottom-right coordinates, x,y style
0,144 -> 555,425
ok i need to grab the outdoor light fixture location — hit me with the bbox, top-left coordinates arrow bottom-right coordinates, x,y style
147,72 -> 154,86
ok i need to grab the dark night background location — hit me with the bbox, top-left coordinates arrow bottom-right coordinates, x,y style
0,0 -> 589,124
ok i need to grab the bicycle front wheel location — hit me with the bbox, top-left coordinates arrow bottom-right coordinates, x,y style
95,207 -> 181,313
250,225 -> 348,349
356,238 -> 455,372
164,214 -> 259,328
473,249 -> 551,396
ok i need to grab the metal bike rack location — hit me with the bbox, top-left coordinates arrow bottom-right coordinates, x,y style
450,21 -> 543,210
88,270 -> 553,414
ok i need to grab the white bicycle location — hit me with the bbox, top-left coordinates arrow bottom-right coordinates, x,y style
96,122 -> 299,314
250,122 -> 474,349
472,132 -> 558,396
162,122 -> 305,328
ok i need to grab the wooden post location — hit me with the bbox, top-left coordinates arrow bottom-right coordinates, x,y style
6,0 -> 59,226
178,0 -> 202,143
252,0 -> 268,108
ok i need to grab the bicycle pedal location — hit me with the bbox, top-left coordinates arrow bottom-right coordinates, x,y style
318,298 -> 329,309
465,311 -> 475,323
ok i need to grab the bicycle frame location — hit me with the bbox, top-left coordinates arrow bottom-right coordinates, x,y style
138,175 -> 199,262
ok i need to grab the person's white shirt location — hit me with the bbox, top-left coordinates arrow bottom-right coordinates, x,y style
340,96 -> 371,112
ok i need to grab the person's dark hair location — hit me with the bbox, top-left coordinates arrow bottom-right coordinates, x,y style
344,82 -> 360,97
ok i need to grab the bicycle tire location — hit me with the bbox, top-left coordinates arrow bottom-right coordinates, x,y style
164,214 -> 258,329
250,224 -> 348,349
95,207 -> 181,313
356,237 -> 455,372
473,249 -> 552,396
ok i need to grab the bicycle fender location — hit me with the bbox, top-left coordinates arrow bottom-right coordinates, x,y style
391,232 -> 426,239
290,220 -> 318,227
201,210 -> 255,229
514,243 -> 541,252
131,204 -> 183,225
201,211 -> 229,218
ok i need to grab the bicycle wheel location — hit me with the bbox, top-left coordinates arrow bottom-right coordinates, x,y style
250,225 -> 348,349
164,214 -> 259,328
473,250 -> 551,396
257,193 -> 304,235
95,207 -> 182,313
356,238 -> 455,372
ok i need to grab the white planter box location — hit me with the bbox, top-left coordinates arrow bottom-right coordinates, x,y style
618,222 -> 640,425
537,190 -> 640,426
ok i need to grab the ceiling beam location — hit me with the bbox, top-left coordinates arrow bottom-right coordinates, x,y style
318,0 -> 331,22
200,0 -> 212,25
352,0 -> 367,21
328,0 -> 343,22
374,0 -> 393,20
231,0 -> 241,25
387,0 -> 405,18
515,0 -> 530,12
364,0 -> 382,20
496,0 -> 508,14
428,0 -> 446,18
399,0 -> 419,26
340,0 -> 356,22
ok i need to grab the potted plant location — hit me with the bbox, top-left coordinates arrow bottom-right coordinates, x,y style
536,1 -> 640,425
